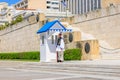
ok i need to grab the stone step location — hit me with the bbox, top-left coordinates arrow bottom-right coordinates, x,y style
101,54 -> 120,60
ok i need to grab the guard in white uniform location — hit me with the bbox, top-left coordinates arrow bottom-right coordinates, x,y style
56,33 -> 65,62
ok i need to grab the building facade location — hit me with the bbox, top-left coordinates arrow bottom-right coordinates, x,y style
59,0 -> 101,14
13,0 -> 59,11
59,0 -> 120,14
46,0 -> 59,11
0,2 -> 13,25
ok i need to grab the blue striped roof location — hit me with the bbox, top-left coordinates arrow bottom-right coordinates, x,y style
37,20 -> 66,34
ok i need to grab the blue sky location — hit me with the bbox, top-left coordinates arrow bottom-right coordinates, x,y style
0,0 -> 20,5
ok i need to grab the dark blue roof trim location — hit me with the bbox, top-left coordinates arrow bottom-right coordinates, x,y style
37,20 -> 66,34
56,20 -> 66,30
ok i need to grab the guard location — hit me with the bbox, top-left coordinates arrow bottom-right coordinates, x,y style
56,33 -> 65,62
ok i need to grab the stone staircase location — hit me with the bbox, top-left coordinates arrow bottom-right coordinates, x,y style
100,46 -> 120,60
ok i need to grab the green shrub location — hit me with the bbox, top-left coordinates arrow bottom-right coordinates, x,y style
0,51 -> 40,60
64,48 -> 82,60
5,22 -> 9,27
0,15 -> 23,31
16,15 -> 23,22
18,52 -> 40,60
0,49 -> 81,61
10,20 -> 17,25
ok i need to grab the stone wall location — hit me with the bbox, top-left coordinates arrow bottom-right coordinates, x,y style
102,0 -> 120,8
0,19 -> 41,53
73,4 -> 120,49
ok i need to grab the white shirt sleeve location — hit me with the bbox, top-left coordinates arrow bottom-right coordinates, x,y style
60,38 -> 65,49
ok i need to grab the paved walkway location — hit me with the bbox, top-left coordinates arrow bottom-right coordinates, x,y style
0,60 -> 120,80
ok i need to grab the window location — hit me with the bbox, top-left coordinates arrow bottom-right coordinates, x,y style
53,7 -> 59,9
21,2 -> 24,5
47,1 -> 51,4
42,21 -> 45,25
14,5 -> 17,8
18,4 -> 20,7
47,6 -> 51,9
25,0 -> 28,3
36,15 -> 39,22
25,5 -> 28,8
25,1 -> 28,4
110,3 -> 114,7
51,35 -> 54,44
55,35 -> 58,44
42,36 -> 44,44
85,42 -> 90,53
47,31 -> 49,35
8,13 -> 11,16
63,35 -> 68,44
69,33 -> 73,43
52,2 -> 58,5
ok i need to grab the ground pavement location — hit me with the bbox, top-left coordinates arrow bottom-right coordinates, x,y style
0,60 -> 120,80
